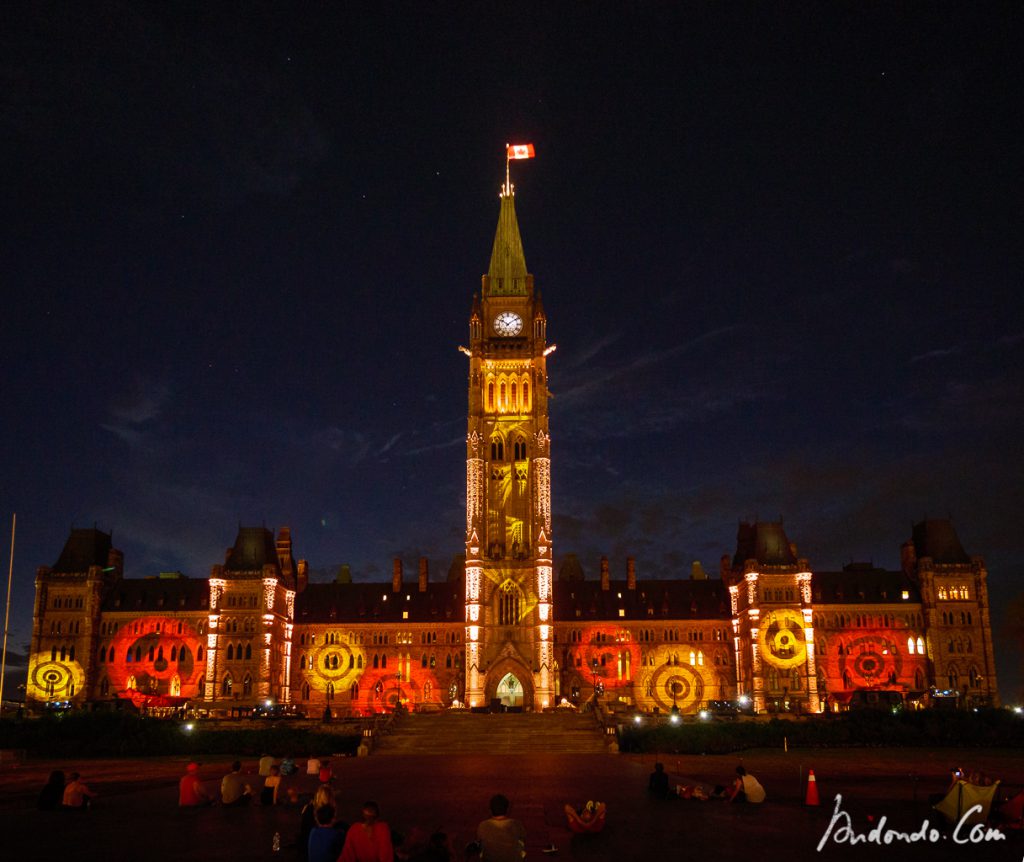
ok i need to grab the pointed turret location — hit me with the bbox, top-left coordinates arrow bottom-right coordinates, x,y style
485,192 -> 530,297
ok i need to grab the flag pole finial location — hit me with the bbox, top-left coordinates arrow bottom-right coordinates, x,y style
504,143 -> 511,197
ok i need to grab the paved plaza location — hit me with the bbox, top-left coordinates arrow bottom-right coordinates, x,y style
1,748 -> 1021,861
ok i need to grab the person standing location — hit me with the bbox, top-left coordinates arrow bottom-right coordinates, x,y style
338,800 -> 393,862
476,794 -> 526,862
178,762 -> 213,806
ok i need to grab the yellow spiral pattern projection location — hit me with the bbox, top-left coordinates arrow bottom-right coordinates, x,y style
28,654 -> 86,701
758,609 -> 808,670
305,642 -> 365,692
644,647 -> 708,713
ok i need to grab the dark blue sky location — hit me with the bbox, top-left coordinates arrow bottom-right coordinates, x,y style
2,5 -> 1022,701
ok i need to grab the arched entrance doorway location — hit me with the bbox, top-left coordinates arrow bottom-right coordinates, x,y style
496,672 -> 523,708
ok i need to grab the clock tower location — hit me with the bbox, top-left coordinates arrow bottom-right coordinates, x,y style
463,182 -> 554,711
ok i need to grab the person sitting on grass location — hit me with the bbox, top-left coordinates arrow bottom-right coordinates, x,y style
261,763 -> 282,805
37,770 -> 65,811
62,772 -> 96,809
220,761 -> 252,806
648,762 -> 671,798
308,804 -> 345,862
727,766 -> 765,804
178,762 -> 213,807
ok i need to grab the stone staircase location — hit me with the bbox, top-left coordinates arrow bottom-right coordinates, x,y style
371,710 -> 609,755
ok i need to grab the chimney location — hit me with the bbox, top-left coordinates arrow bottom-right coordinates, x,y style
276,526 -> 292,562
626,557 -> 636,590
600,556 -> 610,591
901,541 -> 917,578
107,548 -> 124,578
418,557 -> 429,593
392,558 -> 403,593
296,559 -> 309,593
720,554 -> 731,579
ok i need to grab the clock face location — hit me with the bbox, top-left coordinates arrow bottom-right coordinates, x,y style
493,311 -> 523,336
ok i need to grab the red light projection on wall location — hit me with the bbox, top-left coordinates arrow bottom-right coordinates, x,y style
105,616 -> 204,696
823,630 -> 916,688
564,626 -> 642,691
348,666 -> 453,714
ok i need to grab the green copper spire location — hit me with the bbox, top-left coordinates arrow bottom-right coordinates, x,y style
486,191 -> 529,296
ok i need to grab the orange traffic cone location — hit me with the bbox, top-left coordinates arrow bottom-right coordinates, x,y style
805,769 -> 820,806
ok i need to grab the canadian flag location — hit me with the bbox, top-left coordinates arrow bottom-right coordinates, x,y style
507,143 -> 536,160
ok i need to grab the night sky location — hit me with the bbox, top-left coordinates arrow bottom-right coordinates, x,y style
2,5 -> 1022,702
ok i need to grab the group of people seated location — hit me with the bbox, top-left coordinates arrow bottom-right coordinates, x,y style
36,770 -> 97,810
648,761 -> 766,803
177,755 -> 334,808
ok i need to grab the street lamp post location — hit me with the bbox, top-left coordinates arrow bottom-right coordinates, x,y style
590,659 -> 603,710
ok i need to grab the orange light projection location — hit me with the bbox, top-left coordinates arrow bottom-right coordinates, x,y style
105,616 -> 205,697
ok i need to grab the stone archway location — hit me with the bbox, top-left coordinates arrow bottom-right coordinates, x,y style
486,659 -> 534,711
496,672 -> 523,707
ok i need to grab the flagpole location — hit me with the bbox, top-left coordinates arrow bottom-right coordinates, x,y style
0,513 -> 15,713
505,143 -> 510,196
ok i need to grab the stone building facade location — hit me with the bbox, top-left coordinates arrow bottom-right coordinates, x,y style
26,189 -> 999,714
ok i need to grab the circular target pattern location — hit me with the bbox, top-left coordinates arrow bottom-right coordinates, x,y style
758,609 -> 808,670
649,661 -> 705,714
308,641 -> 364,691
838,633 -> 902,685
28,655 -> 84,700
107,615 -> 203,693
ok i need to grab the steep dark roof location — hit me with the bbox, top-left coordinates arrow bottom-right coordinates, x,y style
732,521 -> 798,568
553,579 -> 731,622
225,527 -> 279,573
295,581 -> 466,625
812,565 -> 921,604
486,192 -> 529,295
912,519 -> 970,565
52,528 -> 113,573
101,577 -> 209,612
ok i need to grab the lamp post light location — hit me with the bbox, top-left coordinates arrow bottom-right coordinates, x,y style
395,670 -> 403,708
590,658 -> 604,709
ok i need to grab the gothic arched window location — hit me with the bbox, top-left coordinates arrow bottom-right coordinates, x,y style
499,581 -> 522,626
